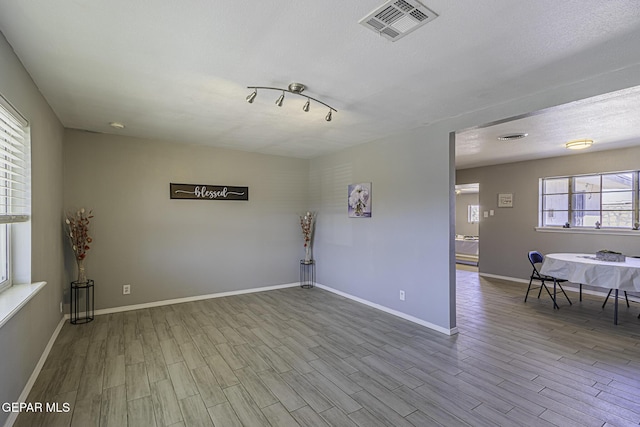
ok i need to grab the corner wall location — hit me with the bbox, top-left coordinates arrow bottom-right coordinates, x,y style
63,130 -> 310,310
0,32 -> 65,426
309,125 -> 456,331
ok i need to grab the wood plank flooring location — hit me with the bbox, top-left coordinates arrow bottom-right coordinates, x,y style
15,269 -> 640,426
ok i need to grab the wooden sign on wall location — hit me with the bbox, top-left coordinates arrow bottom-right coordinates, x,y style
170,183 -> 249,201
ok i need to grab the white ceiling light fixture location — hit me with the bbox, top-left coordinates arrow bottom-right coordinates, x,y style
565,139 -> 594,150
246,82 -> 337,122
359,0 -> 438,42
497,133 -> 528,141
109,122 -> 125,129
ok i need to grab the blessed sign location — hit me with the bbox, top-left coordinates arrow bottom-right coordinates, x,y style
170,183 -> 249,201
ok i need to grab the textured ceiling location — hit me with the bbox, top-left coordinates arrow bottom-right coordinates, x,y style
1,1 -> 640,160
456,85 -> 640,169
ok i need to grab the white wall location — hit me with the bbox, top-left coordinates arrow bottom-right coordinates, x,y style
63,130 -> 310,309
0,32 -> 64,426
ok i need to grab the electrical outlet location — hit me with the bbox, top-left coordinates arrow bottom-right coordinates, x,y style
123,284 -> 131,295
399,290 -> 405,301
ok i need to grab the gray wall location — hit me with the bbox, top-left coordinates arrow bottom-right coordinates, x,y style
309,125 -> 456,330
0,32 -> 65,426
63,130 -> 310,310
457,145 -> 640,281
2,23 -> 640,421
455,192 -> 479,236
310,63 -> 640,332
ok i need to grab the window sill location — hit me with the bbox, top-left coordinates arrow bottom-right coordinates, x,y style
535,227 -> 640,236
0,281 -> 47,329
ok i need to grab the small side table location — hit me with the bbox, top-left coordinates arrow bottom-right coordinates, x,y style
300,260 -> 315,289
70,279 -> 95,324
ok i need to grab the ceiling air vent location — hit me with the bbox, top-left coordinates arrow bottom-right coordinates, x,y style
359,0 -> 438,42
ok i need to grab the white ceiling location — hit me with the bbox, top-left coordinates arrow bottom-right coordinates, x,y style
456,85 -> 640,169
1,1 -> 640,160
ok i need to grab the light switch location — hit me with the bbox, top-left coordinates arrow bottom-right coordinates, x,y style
483,211 -> 489,218
490,210 -> 495,216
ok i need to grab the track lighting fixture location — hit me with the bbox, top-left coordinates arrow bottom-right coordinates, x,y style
246,82 -> 337,121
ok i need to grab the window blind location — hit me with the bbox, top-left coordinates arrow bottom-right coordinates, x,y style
0,95 -> 30,224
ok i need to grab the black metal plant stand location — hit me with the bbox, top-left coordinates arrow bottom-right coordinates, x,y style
70,279 -> 95,324
300,260 -> 315,289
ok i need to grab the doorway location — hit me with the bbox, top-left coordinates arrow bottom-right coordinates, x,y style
455,183 -> 479,268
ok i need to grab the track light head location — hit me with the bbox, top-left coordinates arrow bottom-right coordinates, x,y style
246,83 -> 336,121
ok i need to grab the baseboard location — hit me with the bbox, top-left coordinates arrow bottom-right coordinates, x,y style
3,316 -> 66,427
315,283 -> 458,336
66,280 -> 459,335
479,273 -> 530,284
478,274 -> 639,303
65,283 -> 300,318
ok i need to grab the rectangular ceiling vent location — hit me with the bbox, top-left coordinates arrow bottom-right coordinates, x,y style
359,0 -> 438,42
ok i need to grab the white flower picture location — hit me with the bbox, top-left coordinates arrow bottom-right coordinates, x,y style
348,182 -> 371,217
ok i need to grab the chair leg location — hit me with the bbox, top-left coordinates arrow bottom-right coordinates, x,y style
603,290 -> 629,308
602,289 -> 613,308
537,284 -> 544,299
624,291 -> 629,308
580,284 -> 582,302
558,283 -> 572,305
524,278 -> 534,302
542,281 -> 559,309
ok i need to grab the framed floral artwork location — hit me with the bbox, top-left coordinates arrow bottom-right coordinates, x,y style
348,183 -> 371,217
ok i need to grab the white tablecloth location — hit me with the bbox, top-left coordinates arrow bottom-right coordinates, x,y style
455,238 -> 479,256
540,253 -> 640,291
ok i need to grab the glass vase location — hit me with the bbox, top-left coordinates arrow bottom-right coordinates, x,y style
76,258 -> 87,283
304,246 -> 312,263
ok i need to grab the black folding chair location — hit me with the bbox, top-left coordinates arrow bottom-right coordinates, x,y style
525,251 -> 572,309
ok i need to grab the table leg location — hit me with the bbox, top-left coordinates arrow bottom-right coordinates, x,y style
614,289 -> 619,325
553,279 -> 559,310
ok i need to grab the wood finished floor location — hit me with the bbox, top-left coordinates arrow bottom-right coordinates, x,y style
15,270 -> 640,427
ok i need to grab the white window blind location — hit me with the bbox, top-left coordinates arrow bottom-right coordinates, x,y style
0,95 -> 30,224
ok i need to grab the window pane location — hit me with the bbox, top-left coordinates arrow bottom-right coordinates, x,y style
543,194 -> 568,211
571,193 -> 600,211
0,225 -> 7,285
602,173 -> 633,191
468,205 -> 479,223
544,178 -> 568,194
543,210 -> 568,226
572,211 -> 600,227
602,191 -> 633,210
602,211 -> 633,228
574,175 -> 601,193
